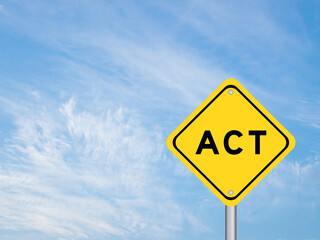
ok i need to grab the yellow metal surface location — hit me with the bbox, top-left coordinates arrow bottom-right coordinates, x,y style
166,79 -> 295,206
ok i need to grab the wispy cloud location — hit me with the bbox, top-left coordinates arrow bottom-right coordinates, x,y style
0,94 -> 200,239
0,0 -> 309,115
2,0 -> 312,124
239,154 -> 320,223
291,96 -> 320,129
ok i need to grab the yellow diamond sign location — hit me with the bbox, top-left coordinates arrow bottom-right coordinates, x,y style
166,79 -> 295,206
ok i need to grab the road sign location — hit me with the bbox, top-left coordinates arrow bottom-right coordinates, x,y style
166,78 -> 295,206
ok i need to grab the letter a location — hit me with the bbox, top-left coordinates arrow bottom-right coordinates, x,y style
196,130 -> 219,154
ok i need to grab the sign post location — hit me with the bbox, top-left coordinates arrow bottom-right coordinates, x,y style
166,79 -> 295,238
226,206 -> 236,240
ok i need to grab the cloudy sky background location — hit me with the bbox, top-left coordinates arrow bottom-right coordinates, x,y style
0,0 -> 319,239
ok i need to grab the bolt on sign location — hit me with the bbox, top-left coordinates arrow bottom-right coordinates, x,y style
166,79 -> 295,206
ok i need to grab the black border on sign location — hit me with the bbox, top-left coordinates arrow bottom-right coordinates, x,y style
172,85 -> 289,200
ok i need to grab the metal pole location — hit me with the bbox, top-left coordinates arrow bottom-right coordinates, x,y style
225,205 -> 237,240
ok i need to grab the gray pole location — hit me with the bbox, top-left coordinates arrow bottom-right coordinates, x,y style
225,205 -> 237,240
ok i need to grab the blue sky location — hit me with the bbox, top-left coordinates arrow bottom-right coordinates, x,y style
0,0 -> 319,239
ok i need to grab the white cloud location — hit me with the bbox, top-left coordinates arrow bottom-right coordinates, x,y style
0,0 -> 230,108
0,95 -> 201,239
0,0 -> 303,118
239,155 -> 320,222
291,96 -> 320,129
155,0 -> 305,61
